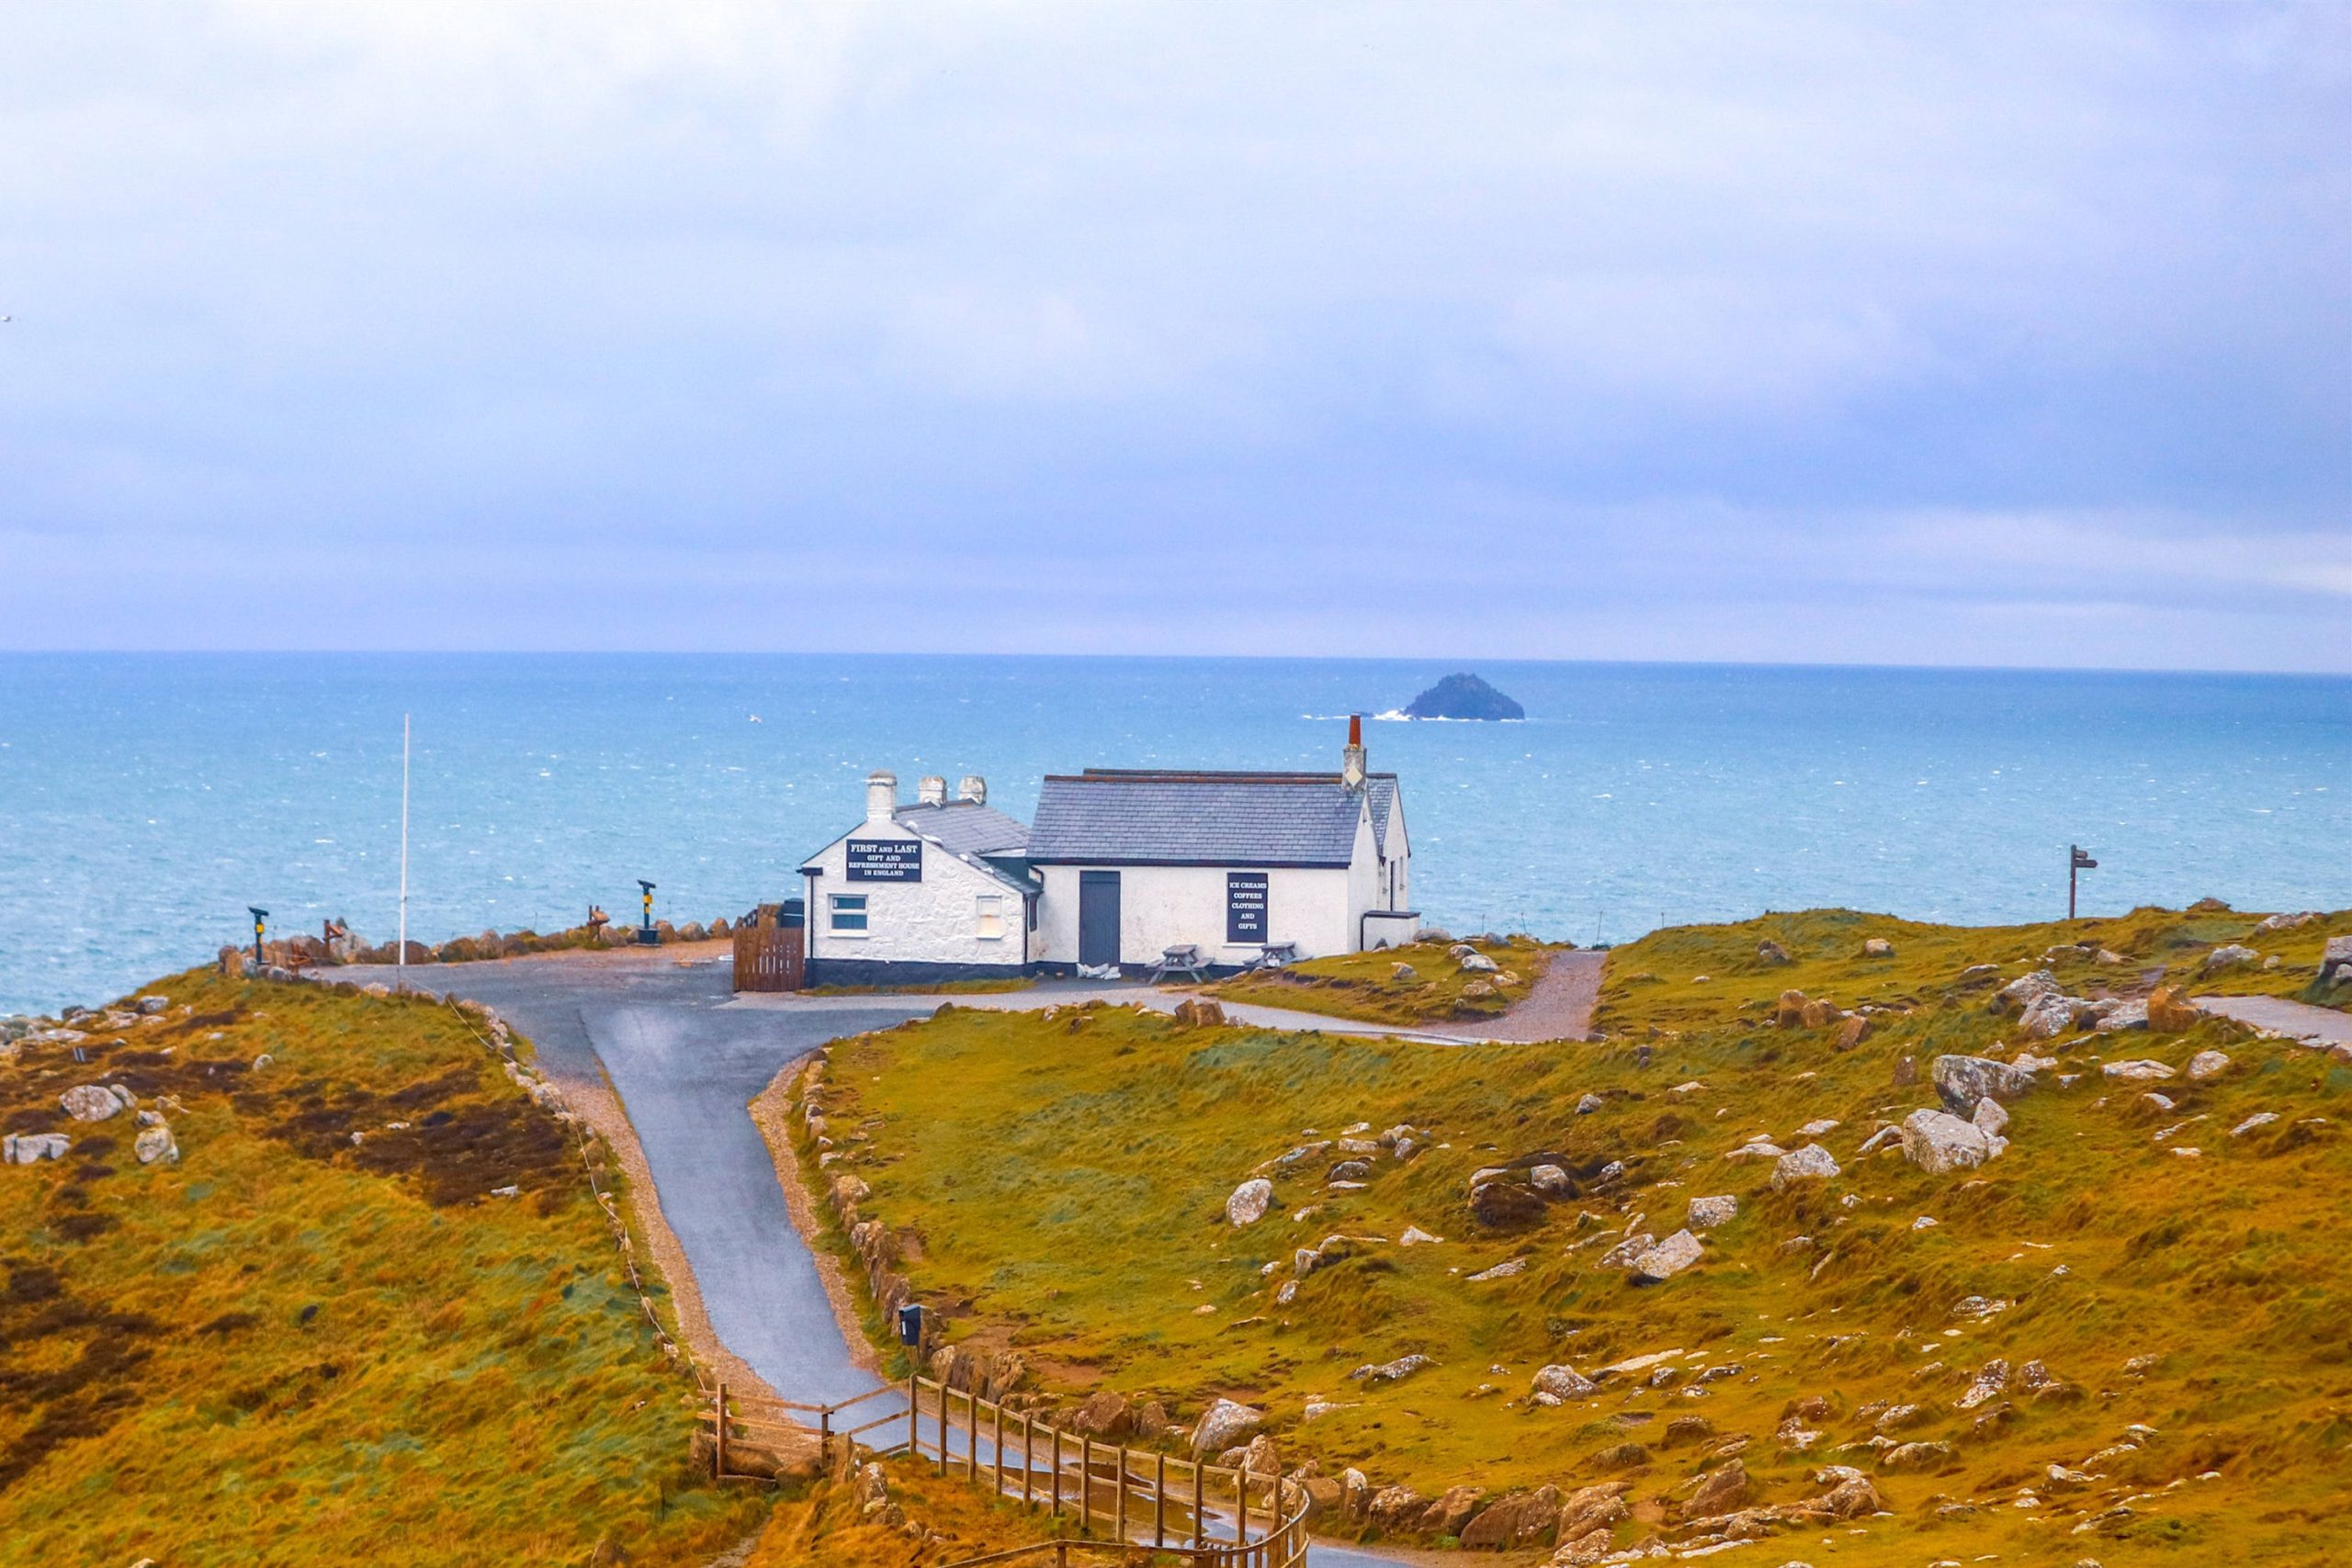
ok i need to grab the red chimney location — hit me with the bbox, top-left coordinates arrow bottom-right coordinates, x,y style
1349,713 -> 1363,746
1342,714 -> 1367,790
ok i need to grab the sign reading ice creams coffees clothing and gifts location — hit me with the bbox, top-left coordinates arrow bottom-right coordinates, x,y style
1226,872 -> 1268,942
846,838 -> 923,882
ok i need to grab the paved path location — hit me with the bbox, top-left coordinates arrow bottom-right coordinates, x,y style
334,950 -> 932,1407
327,949 -> 1418,1565
2195,994 -> 2352,1048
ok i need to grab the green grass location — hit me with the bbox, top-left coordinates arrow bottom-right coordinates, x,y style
1209,937 -> 1556,1025
0,970 -> 766,1567
807,905 -> 2352,1565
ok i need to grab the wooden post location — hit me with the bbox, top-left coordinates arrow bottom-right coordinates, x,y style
1154,1453 -> 1167,1548
1022,1413 -> 1034,1506
1192,1460 -> 1204,1549
1080,1435 -> 1092,1535
935,1381 -> 947,1476
1050,1426 -> 1062,1516
1238,1463 -> 1249,1545
907,1371 -> 919,1459
1115,1445 -> 1128,1543
713,1382 -> 727,1481
992,1400 -> 1004,1496
966,1388 -> 978,1483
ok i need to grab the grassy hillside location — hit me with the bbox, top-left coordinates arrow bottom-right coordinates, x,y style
0,970 -> 764,1567
1209,937 -> 1555,1025
801,905 -> 2352,1566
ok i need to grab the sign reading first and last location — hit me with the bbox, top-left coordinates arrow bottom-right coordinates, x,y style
846,839 -> 923,881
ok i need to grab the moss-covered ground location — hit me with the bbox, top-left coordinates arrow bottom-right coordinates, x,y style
0,970 -> 765,1567
1210,938 -> 1556,1026
805,905 -> 2352,1565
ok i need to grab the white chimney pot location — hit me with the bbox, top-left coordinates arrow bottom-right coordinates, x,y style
865,771 -> 898,822
958,774 -> 988,806
917,775 -> 948,807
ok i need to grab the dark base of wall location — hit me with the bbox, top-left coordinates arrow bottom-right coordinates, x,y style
806,958 -> 1032,988
1031,962 -> 1251,981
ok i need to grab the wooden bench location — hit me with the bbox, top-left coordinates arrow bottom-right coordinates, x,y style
1148,943 -> 1206,984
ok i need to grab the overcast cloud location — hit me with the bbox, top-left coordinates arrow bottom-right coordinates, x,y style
1,2 -> 2346,668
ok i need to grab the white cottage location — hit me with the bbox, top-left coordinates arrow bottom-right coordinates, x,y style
793,720 -> 1415,985
797,773 -> 1038,987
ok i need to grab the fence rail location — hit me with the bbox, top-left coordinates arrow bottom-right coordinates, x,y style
696,1371 -> 1308,1567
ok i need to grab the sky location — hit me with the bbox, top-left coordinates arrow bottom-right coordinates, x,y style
1,2 -> 2346,670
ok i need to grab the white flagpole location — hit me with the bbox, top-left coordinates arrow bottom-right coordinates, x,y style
398,714 -> 411,992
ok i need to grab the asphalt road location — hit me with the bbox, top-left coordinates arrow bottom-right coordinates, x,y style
326,950 -> 1450,1564
337,951 -> 933,1407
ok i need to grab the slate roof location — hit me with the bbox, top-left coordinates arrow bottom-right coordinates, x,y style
1027,771 -> 1399,867
892,800 -> 1029,857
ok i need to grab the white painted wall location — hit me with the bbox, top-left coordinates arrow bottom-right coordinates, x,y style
800,819 -> 1025,969
1035,862 -> 1356,965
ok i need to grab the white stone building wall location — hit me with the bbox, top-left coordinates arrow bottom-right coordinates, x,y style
801,819 -> 1027,972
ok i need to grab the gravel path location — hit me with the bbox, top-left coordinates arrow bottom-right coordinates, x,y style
2195,994 -> 2352,1047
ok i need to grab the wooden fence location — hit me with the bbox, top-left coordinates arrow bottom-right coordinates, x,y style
732,916 -> 804,992
696,1371 -> 1309,1568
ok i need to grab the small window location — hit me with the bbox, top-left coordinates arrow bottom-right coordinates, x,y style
830,894 -> 868,932
976,895 -> 1005,940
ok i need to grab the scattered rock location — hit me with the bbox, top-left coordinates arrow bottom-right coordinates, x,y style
2255,910 -> 2319,932
2186,1050 -> 2232,1082
4,1133 -> 72,1165
1328,1159 -> 1374,1184
1459,1484 -> 1562,1550
1757,939 -> 1792,965
1459,952 -> 1501,975
1686,1457 -> 1750,1515
1527,1163 -> 1573,1196
1836,1014 -> 1871,1051
1892,1055 -> 1918,1088
1799,997 -> 1845,1029
1351,1354 -> 1436,1386
1972,1098 -> 2010,1136
1574,1092 -> 1603,1115
1532,1363 -> 1599,1400
1687,1194 -> 1738,1230
1772,1144 -> 1840,1190
1189,1397 -> 1264,1457
2202,944 -> 2260,971
1390,963 -> 1417,983
2144,986 -> 2202,1032
134,1124 -> 179,1165
2230,1112 -> 2278,1137
1932,1054 -> 2039,1116
1992,969 -> 2062,1016
60,1084 -> 129,1122
1902,1109 -> 1999,1174
2102,1059 -> 2176,1082
1630,1230 -> 1703,1283
1881,1440 -> 1959,1472
2094,999 -> 2150,1033
1596,1233 -> 1656,1269
1069,1391 -> 1133,1438
1467,1258 -> 1528,1282
1955,1359 -> 2009,1410
1858,1124 -> 1902,1155
1863,937 -> 1895,957
1172,998 -> 1228,1028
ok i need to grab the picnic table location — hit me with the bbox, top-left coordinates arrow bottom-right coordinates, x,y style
1148,943 -> 1207,984
1240,942 -> 1298,972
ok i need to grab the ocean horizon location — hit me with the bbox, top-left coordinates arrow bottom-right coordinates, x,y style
2,651 -> 2345,1017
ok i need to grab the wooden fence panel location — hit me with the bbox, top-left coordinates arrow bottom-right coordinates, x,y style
732,920 -> 804,992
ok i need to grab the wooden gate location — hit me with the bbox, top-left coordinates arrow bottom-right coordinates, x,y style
733,907 -> 805,992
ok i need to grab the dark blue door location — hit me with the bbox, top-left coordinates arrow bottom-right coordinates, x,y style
1079,871 -> 1121,969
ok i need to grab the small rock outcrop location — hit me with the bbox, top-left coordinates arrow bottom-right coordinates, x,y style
1226,1179 -> 1273,1226
60,1084 -> 130,1122
2144,986 -> 2203,1032
1630,1230 -> 1703,1283
1771,1145 -> 1841,1190
4,1133 -> 72,1165
1190,1397 -> 1265,1457
1931,1055 -> 2037,1117
1902,1109 -> 2000,1174
1686,1194 -> 1738,1230
1402,672 -> 1525,721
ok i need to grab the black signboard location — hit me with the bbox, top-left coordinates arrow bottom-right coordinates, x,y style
846,838 -> 922,882
1227,872 -> 1268,943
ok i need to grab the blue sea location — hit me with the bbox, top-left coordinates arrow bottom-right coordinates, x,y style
0,654 -> 2345,1017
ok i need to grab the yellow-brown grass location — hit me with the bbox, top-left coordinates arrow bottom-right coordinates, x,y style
803,905 -> 2352,1565
0,970 -> 766,1566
